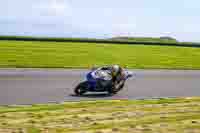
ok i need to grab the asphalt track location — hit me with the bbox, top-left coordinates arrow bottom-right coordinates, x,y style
0,69 -> 200,105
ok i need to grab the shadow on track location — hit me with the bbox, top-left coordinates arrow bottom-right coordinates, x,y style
70,93 -> 113,98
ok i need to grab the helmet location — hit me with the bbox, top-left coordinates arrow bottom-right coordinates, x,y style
111,65 -> 120,76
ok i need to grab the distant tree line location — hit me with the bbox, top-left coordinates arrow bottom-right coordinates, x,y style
0,35 -> 199,48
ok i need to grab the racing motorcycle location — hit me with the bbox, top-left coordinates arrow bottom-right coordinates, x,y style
74,69 -> 134,96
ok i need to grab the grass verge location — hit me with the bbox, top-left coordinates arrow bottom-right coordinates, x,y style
0,97 -> 200,133
0,40 -> 200,69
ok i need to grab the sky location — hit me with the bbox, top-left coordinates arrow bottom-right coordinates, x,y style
0,0 -> 200,42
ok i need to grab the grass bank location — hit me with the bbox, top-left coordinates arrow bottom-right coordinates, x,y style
0,40 -> 200,69
0,97 -> 200,133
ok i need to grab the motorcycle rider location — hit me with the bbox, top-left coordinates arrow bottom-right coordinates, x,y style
90,64 -> 126,92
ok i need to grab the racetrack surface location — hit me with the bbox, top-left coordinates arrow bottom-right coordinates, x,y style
0,69 -> 200,105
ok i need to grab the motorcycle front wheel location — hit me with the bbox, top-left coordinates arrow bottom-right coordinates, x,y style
107,87 -> 118,95
107,82 -> 125,95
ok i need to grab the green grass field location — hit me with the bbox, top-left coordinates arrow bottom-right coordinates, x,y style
0,97 -> 200,133
0,40 -> 200,69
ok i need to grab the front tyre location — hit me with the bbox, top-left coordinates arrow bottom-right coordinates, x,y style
74,82 -> 88,96
117,83 -> 125,91
107,82 -> 125,95
107,87 -> 118,95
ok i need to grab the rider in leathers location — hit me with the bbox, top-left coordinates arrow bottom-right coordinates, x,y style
90,65 -> 126,92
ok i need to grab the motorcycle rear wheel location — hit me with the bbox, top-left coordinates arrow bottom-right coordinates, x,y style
74,82 -> 88,95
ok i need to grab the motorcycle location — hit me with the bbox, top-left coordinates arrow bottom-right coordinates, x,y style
74,69 -> 134,96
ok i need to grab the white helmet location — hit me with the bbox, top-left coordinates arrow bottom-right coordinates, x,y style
112,65 -> 120,76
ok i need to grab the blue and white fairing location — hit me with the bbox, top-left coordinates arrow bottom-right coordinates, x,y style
86,69 -> 112,91
86,69 -> 134,90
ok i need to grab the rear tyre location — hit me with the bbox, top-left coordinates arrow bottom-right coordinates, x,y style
74,82 -> 88,96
